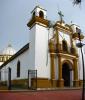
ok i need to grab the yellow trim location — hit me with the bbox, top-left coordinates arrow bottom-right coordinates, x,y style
0,55 -> 11,62
72,33 -> 84,40
27,16 -> 49,28
58,55 -> 62,79
57,53 -> 78,59
11,78 -> 57,88
73,58 -> 79,87
54,22 -> 73,34
50,53 -> 56,80
56,30 -> 59,44
32,78 -> 56,88
58,55 -> 64,87
62,60 -> 73,70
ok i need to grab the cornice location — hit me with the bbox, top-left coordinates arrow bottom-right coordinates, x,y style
54,22 -> 73,34
27,16 -> 49,28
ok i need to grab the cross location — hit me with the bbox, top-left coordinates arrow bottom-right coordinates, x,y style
58,11 -> 64,22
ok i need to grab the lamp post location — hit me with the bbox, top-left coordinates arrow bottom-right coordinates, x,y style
76,28 -> 85,100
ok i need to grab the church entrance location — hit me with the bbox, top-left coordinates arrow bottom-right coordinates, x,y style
62,62 -> 72,87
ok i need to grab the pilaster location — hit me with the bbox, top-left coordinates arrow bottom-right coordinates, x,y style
50,53 -> 56,87
73,58 -> 79,87
58,55 -> 64,87
56,30 -> 59,44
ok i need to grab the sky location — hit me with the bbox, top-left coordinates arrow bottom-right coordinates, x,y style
0,0 -> 85,52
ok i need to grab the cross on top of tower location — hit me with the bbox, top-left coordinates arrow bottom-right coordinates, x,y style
58,11 -> 64,22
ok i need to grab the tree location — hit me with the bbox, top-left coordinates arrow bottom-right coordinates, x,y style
73,0 -> 82,5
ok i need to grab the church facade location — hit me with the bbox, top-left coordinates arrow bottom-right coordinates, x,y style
0,5 -> 84,89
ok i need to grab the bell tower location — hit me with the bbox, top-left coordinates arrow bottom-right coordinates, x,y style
27,5 -> 48,28
27,5 -> 49,78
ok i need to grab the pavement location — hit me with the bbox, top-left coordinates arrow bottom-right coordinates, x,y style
0,89 -> 84,100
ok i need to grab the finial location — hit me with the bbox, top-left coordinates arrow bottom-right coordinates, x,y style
58,11 -> 64,22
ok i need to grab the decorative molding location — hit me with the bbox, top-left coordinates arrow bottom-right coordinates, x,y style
57,53 -> 78,59
72,33 -> 84,40
54,22 -> 73,34
27,16 -> 49,28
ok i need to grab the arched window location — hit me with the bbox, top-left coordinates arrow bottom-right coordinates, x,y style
62,40 -> 68,52
39,11 -> 44,18
17,61 -> 20,77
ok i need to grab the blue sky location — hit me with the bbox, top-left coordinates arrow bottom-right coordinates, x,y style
0,0 -> 85,51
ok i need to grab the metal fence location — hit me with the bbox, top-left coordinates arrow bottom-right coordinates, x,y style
0,69 -> 37,90
28,70 -> 37,90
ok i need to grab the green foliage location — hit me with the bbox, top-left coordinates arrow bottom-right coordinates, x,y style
73,0 -> 81,5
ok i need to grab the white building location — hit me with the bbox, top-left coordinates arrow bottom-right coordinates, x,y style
0,5 -> 85,89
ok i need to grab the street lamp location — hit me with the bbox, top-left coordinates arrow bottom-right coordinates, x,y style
76,28 -> 85,100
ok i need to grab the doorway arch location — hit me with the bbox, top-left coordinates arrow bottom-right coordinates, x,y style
62,62 -> 73,87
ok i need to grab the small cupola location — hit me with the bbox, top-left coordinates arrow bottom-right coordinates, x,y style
27,5 -> 49,28
2,44 -> 16,55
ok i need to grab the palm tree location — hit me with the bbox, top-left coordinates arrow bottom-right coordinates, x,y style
73,0 -> 81,5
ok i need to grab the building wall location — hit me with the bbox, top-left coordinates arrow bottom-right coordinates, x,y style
1,48 -> 35,81
0,21 -> 52,82
35,24 -> 50,78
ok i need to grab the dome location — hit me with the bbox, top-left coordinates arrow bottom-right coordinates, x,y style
2,44 -> 16,55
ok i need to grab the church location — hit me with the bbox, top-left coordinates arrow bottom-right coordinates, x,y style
0,5 -> 85,89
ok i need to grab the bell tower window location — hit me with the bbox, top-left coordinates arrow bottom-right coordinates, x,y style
39,11 -> 44,18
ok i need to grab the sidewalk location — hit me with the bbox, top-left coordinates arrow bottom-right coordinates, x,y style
0,89 -> 83,100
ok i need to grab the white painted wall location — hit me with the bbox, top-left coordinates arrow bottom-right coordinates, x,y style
1,6 -> 84,84
49,28 -> 54,39
35,24 -> 50,78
